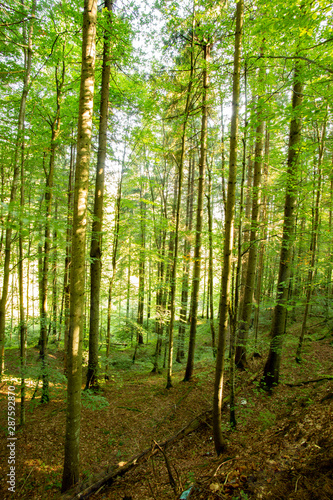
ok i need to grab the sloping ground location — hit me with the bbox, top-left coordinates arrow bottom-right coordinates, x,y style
0,329 -> 332,500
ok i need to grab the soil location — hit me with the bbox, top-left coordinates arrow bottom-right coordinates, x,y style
0,324 -> 332,500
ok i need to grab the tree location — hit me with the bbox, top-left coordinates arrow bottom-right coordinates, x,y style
86,0 -> 113,390
213,0 -> 244,455
184,40 -> 211,382
0,0 -> 36,379
62,0 -> 98,491
235,51 -> 265,370
166,13 -> 196,388
39,57 -> 66,403
261,62 -> 303,391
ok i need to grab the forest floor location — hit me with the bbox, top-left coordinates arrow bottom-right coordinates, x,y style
0,317 -> 333,500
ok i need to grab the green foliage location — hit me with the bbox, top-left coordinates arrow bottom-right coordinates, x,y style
257,410 -> 276,431
81,390 -> 110,410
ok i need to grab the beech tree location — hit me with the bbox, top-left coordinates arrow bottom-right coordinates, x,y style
261,63 -> 303,390
213,0 -> 244,455
62,0 -> 98,490
86,0 -> 113,390
0,0 -> 36,379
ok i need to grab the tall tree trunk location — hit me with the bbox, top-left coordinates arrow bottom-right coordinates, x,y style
152,202 -> 167,372
207,166 -> 215,353
158,174 -> 177,369
40,59 -> 65,404
212,0 -> 243,455
228,67 -> 248,426
62,0 -> 97,491
19,126 -> 27,426
105,172 -> 123,378
176,155 -> 195,363
166,26 -> 195,387
86,0 -> 113,389
18,2 -> 34,425
0,0 -> 35,379
261,63 -> 303,390
51,203 -> 58,342
253,128 -> 269,349
327,165 -> 333,316
235,57 -> 265,369
184,41 -> 210,382
126,237 -> 131,320
296,117 -> 326,362
62,143 -> 75,373
137,184 -> 146,343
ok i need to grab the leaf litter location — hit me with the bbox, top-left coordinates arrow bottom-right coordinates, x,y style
0,330 -> 332,500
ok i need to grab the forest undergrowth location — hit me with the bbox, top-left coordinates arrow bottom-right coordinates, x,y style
0,317 -> 332,500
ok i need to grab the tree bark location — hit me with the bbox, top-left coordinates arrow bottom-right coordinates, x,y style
166,25 -> 196,387
207,166 -> 215,353
40,59 -> 65,404
253,128 -> 269,349
137,181 -> 146,343
62,143 -> 75,373
62,0 -> 97,491
235,58 -> 265,370
296,117 -> 326,362
184,42 -> 210,382
261,63 -> 303,390
86,0 -> 113,389
18,0 -> 35,425
176,155 -> 194,363
105,171 -> 123,378
0,0 -> 35,379
212,0 -> 243,455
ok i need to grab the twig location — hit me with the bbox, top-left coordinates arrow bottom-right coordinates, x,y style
213,457 -> 236,476
153,440 -> 178,495
285,376 -> 333,387
19,468 -> 34,494
147,478 -> 158,500
295,475 -> 301,492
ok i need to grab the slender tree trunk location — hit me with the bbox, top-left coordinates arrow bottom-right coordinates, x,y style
40,60 -> 65,404
254,128 -> 269,349
105,173 -> 122,378
261,64 -> 303,390
166,27 -> 195,387
235,58 -> 265,369
52,203 -> 58,342
62,0 -> 97,491
212,0 -> 243,455
220,102 -> 227,216
137,185 -> 146,343
228,69 -> 248,426
19,127 -> 27,426
86,0 -> 113,389
126,237 -> 131,320
184,42 -> 210,382
207,166 -> 215,353
296,118 -> 326,362
146,236 -> 152,332
176,156 -> 194,363
0,0 -> 35,378
18,4 -> 34,425
152,207 -> 167,372
327,165 -> 333,315
62,143 -> 75,373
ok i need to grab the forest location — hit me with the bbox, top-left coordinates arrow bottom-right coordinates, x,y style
0,0 -> 333,498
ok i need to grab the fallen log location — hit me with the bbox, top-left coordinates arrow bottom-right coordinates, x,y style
61,369 -> 261,500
